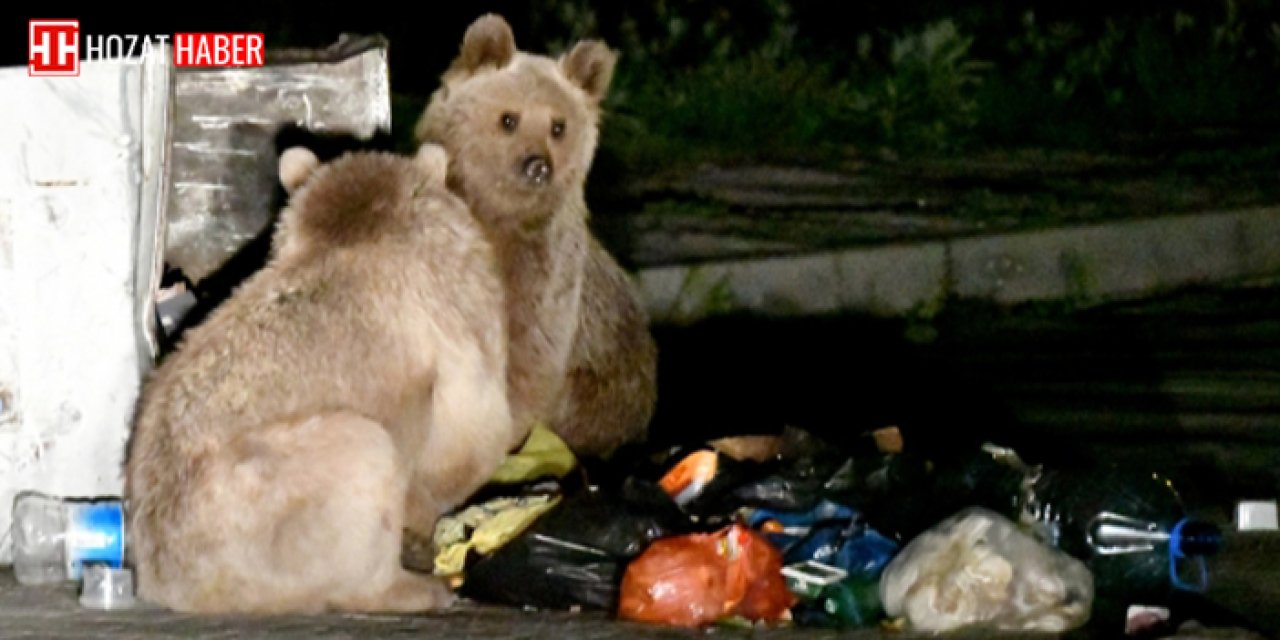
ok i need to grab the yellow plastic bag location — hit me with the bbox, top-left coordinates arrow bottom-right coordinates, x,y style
489,424 -> 577,484
432,494 -> 561,576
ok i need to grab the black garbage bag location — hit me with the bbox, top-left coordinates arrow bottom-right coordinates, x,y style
848,448 -> 1029,543
728,449 -> 863,512
460,479 -> 691,610
651,428 -> 862,520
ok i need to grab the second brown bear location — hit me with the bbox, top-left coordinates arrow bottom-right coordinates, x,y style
415,14 -> 657,457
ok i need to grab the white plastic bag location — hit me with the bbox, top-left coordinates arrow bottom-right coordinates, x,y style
880,507 -> 1093,633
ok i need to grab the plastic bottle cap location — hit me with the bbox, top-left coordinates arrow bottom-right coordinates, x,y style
1169,519 -> 1219,593
79,565 -> 136,610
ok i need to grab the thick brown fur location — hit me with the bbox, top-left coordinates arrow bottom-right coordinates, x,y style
414,14 -> 657,457
124,145 -> 518,613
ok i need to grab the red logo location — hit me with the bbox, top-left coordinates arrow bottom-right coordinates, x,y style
29,19 -> 80,76
174,33 -> 264,67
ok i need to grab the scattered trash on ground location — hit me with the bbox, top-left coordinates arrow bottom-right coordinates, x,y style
618,524 -> 794,627
432,494 -> 563,577
439,424 -> 1244,635
459,480 -> 685,610
1012,454 -> 1224,627
488,424 -> 578,485
4,423 -> 1263,636
78,565 -> 136,610
1235,500 -> 1278,532
11,492 -> 125,585
879,507 -> 1094,633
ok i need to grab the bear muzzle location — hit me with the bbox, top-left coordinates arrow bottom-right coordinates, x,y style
521,154 -> 553,186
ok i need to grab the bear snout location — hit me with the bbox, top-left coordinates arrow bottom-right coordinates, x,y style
521,154 -> 553,186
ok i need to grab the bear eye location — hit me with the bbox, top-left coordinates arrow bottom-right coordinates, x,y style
501,112 -> 519,132
551,120 -> 566,139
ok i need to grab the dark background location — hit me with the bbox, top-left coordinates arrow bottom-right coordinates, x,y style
9,0 -> 1279,479
7,1 -> 1280,161
10,0 -> 1277,487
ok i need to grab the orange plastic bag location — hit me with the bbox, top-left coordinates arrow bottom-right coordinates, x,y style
657,450 -> 719,505
727,525 -> 795,622
618,524 -> 795,627
618,531 -> 726,626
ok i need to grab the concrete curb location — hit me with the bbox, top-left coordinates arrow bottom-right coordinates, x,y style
637,206 -> 1280,322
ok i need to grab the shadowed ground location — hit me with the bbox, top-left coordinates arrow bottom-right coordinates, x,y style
3,287 -> 1279,639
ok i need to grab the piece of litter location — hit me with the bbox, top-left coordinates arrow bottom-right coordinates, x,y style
871,426 -> 903,454
1236,500 -> 1279,531
1125,604 -> 1170,636
489,424 -> 577,484
79,565 -> 136,610
781,561 -> 848,599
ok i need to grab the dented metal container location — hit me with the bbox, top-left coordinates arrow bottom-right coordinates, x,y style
165,35 -> 391,283
0,53 -> 171,562
0,37 -> 392,562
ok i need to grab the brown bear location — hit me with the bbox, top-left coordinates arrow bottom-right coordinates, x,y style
414,14 -> 657,457
124,145 -> 516,613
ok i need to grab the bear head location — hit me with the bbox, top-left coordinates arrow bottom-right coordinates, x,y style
272,144 -> 453,260
414,14 -> 617,234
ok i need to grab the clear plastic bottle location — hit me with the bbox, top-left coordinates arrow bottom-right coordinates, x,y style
1017,467 -> 1223,625
10,491 -> 126,585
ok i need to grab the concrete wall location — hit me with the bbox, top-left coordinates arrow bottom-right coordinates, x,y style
639,207 -> 1280,323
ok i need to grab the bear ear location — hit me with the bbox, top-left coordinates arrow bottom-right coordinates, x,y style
455,14 -> 516,74
560,40 -> 617,104
279,147 -> 320,195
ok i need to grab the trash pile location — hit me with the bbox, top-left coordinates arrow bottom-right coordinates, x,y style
435,425 -> 1227,635
5,423 -> 1236,634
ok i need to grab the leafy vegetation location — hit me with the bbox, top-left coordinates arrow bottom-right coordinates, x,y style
513,0 -> 1280,175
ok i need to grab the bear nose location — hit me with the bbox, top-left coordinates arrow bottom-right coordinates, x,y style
522,155 -> 553,186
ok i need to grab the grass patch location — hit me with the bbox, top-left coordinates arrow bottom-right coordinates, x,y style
601,54 -> 855,173
593,3 -> 1280,179
600,20 -> 987,174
